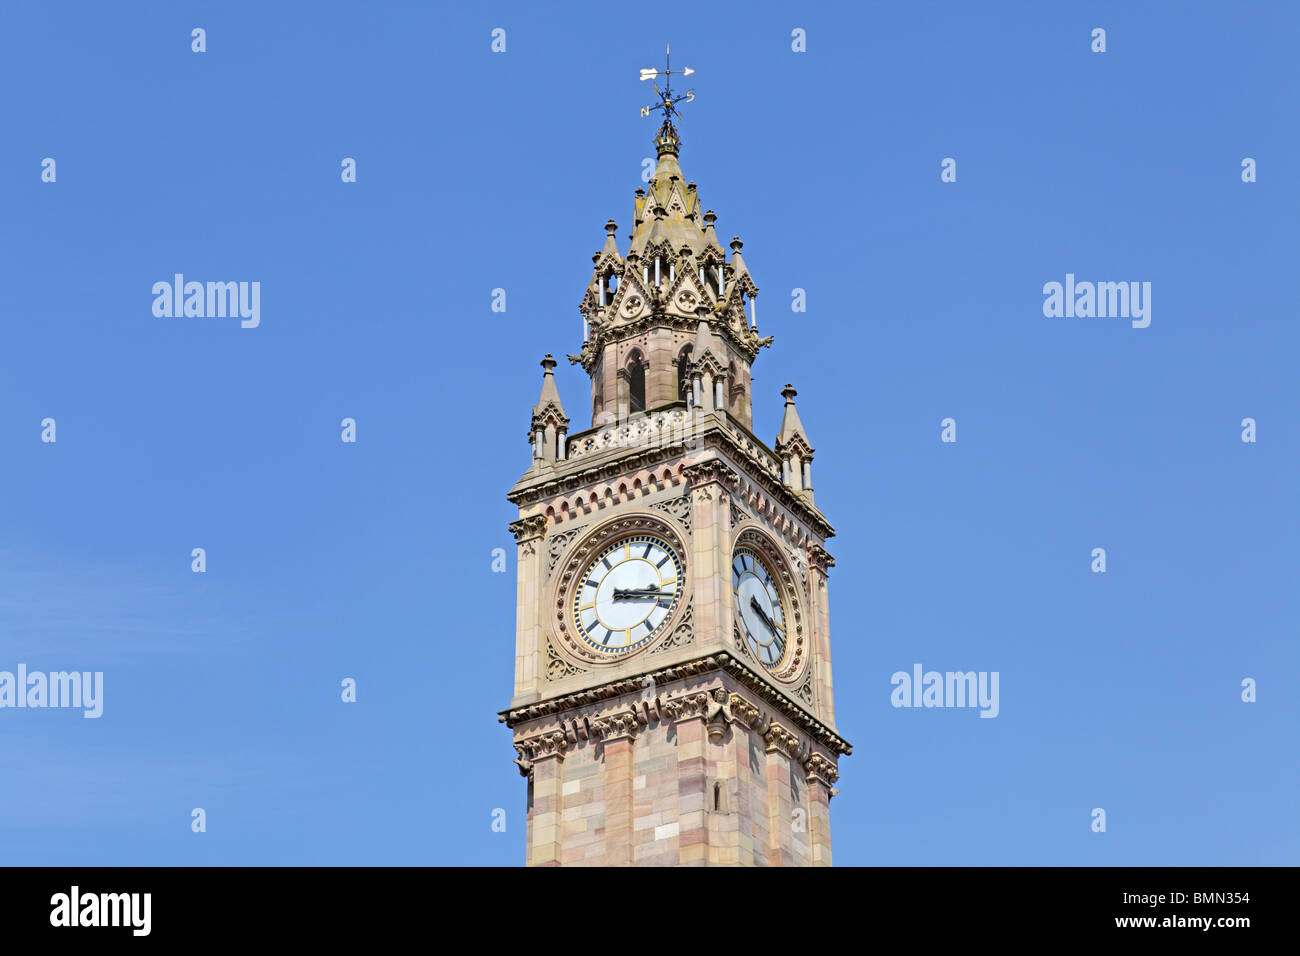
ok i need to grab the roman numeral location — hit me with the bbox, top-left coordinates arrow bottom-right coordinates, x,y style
643,544 -> 653,558
585,578 -> 599,588
644,620 -> 655,633
603,629 -> 615,645
656,555 -> 671,569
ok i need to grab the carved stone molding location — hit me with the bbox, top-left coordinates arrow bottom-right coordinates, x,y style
508,420 -> 835,543
499,652 -> 852,757
804,752 -> 839,789
786,546 -> 807,582
728,692 -> 761,728
531,401 -> 569,433
684,458 -> 740,494
763,722 -> 802,758
574,303 -> 769,371
509,515 -> 547,542
795,669 -> 815,707
591,710 -> 640,742
514,730 -> 569,775
562,406 -> 698,466
731,621 -> 754,661
693,348 -> 726,379
661,690 -> 711,723
546,638 -> 586,681
546,528 -> 582,575
651,494 -> 692,532
729,499 -> 748,527
648,606 -> 694,656
807,543 -> 835,574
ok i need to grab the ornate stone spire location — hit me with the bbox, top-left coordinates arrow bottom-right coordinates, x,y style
775,384 -> 815,500
560,58 -> 774,433
529,354 -> 569,465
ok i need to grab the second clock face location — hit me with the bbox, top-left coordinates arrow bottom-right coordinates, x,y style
573,535 -> 683,653
733,546 -> 787,668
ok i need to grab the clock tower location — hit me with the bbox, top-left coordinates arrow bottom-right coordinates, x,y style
501,83 -> 850,866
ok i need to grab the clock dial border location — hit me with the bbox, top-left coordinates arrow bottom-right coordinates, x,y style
732,545 -> 788,669
730,527 -> 807,684
571,533 -> 683,654
550,513 -> 691,667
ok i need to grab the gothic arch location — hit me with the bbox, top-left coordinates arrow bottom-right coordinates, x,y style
676,345 -> 694,402
625,349 -> 647,414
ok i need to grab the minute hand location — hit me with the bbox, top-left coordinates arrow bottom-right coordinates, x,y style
749,596 -> 780,633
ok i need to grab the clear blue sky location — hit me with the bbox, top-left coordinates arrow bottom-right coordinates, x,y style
1,1 -> 1295,866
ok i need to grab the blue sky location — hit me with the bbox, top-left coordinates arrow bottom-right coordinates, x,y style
1,1 -> 1295,865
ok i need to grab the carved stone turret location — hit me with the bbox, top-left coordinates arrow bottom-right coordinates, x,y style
570,129 -> 770,432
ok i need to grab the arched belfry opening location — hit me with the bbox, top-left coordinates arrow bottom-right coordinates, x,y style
676,345 -> 694,403
728,360 -> 748,421
627,350 -> 646,414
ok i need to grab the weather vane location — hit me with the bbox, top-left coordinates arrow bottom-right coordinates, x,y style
639,44 -> 695,135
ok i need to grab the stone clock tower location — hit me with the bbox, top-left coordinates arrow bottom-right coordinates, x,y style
501,105 -> 851,866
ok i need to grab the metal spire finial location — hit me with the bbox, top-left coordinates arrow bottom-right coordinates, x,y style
639,44 -> 695,142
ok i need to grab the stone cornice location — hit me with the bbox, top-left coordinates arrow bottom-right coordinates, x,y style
507,417 -> 834,541
498,652 -> 852,757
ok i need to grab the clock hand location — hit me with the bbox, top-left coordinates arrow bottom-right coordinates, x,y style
613,586 -> 664,600
749,596 -> 779,633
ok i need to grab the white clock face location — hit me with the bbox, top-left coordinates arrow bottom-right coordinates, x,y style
733,547 -> 787,668
573,535 -> 682,653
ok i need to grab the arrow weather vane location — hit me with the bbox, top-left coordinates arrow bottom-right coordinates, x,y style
639,44 -> 695,134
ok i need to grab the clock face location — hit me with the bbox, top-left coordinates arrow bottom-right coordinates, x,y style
733,547 -> 787,668
572,535 -> 683,653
